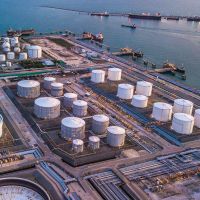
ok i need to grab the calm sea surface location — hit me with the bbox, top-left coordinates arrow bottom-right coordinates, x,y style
1,0 -> 200,88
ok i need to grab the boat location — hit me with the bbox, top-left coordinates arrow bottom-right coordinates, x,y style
187,16 -> 200,22
163,62 -> 185,73
82,32 -> 104,42
82,32 -> 92,40
91,11 -> 109,17
128,12 -> 161,20
133,51 -> 143,57
7,28 -> 35,37
121,24 -> 136,29
166,16 -> 179,21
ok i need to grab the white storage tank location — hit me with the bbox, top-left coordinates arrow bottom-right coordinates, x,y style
72,139 -> 84,153
3,37 -> 9,43
173,99 -> 193,115
14,47 -> 21,53
136,81 -> 153,97
194,109 -> 200,128
44,77 -> 56,90
61,117 -> 85,140
0,114 -> 3,138
34,97 -> 60,119
108,68 -> 122,81
131,95 -> 148,108
3,47 -> 10,53
63,93 -> 78,108
152,102 -> 172,122
7,52 -> 15,60
19,52 -> 28,60
117,83 -> 134,100
172,113 -> 194,134
51,82 -> 63,97
17,80 -> 40,98
6,61 -> 12,67
28,45 -> 42,59
0,54 -> 6,62
2,42 -> 10,49
88,136 -> 100,150
107,126 -> 125,147
73,100 -> 88,117
92,114 -> 109,135
91,70 -> 105,83
10,37 -> 19,47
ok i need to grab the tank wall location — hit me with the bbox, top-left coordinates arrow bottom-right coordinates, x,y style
51,88 -> 63,97
0,115 -> 3,138
117,87 -> 134,100
64,96 -> 77,108
173,103 -> 193,115
91,72 -> 105,83
73,105 -> 87,117
72,143 -> 84,153
61,125 -> 85,140
136,85 -> 152,96
107,132 -> 125,147
172,118 -> 194,134
17,85 -> 40,98
108,70 -> 121,81
195,111 -> 200,128
131,98 -> 148,108
92,119 -> 109,134
89,141 -> 100,150
152,107 -> 172,122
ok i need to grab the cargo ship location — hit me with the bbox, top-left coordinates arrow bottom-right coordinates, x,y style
91,12 -> 109,17
7,28 -> 35,37
128,13 -> 161,20
163,62 -> 185,73
187,17 -> 200,22
82,32 -> 104,42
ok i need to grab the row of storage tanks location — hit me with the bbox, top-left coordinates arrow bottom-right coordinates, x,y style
91,68 -> 200,135
0,37 -> 42,61
16,78 -> 126,152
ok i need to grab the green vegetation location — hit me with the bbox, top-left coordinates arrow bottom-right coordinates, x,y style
19,60 -> 44,69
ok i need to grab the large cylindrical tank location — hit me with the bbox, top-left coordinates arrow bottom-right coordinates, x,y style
173,99 -> 193,115
107,126 -> 125,147
117,83 -> 134,100
43,77 -> 56,90
0,54 -> 6,62
34,97 -> 60,119
92,114 -> 109,135
3,37 -> 10,43
14,47 -> 21,53
61,117 -> 85,140
0,114 -> 3,138
28,45 -> 42,58
194,109 -> 200,128
3,47 -> 10,53
88,136 -> 100,150
63,93 -> 78,108
172,113 -> 194,134
17,80 -> 40,98
2,42 -> 10,49
10,37 -> 19,47
50,82 -> 63,97
152,102 -> 172,122
19,52 -> 28,60
108,68 -> 122,81
91,70 -> 105,83
73,100 -> 88,117
7,52 -> 15,60
6,61 -> 12,67
131,95 -> 148,108
136,81 -> 153,97
72,139 -> 84,153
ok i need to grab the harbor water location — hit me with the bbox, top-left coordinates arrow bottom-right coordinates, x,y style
1,0 -> 200,88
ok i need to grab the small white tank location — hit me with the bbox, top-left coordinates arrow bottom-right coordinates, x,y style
173,99 -> 193,115
107,126 -> 125,147
44,77 -> 56,90
72,139 -> 84,153
108,68 -> 122,81
73,100 -> 88,117
0,54 -> 6,62
61,117 -> 85,140
3,47 -> 10,53
136,81 -> 153,97
17,80 -> 40,98
3,37 -> 9,43
92,114 -> 109,134
194,109 -> 200,128
117,83 -> 134,100
10,37 -> 19,47
34,97 -> 60,119
14,47 -> 21,53
7,52 -> 15,60
91,70 -> 105,83
172,113 -> 194,134
88,136 -> 100,150
152,102 -> 172,122
131,95 -> 148,108
2,42 -> 10,49
6,61 -> 12,67
51,82 -> 63,97
19,52 -> 28,60
0,114 -> 3,138
28,45 -> 42,58
63,93 -> 78,108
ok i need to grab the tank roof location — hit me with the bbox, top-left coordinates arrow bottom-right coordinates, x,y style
28,45 -> 42,50
174,113 -> 194,121
108,68 -> 122,72
154,102 -> 172,110
93,114 -> 109,122
174,99 -> 193,106
89,136 -> 100,142
133,95 -> 148,100
107,126 -> 125,135
118,83 -> 134,89
62,117 -> 85,128
17,80 -> 40,88
64,93 -> 77,98
137,81 -> 152,87
92,70 -> 105,74
35,97 -> 60,107
51,82 -> 63,88
73,100 -> 87,107
73,139 -> 83,145
44,77 -> 56,81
